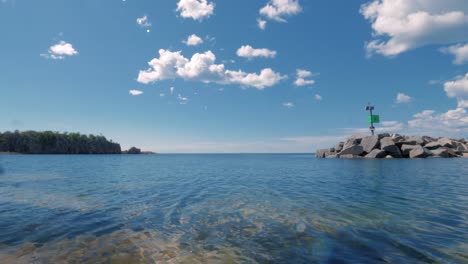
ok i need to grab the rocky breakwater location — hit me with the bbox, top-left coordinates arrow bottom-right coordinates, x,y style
316,134 -> 468,159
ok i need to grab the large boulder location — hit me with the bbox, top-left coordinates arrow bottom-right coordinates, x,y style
360,136 -> 379,153
425,141 -> 442,149
334,142 -> 344,153
380,137 -> 402,158
409,145 -> 431,158
452,141 -> 468,153
339,145 -> 364,156
343,135 -> 366,149
316,148 -> 334,158
431,148 -> 449,158
437,137 -> 453,148
380,137 -> 395,149
401,144 -> 418,157
365,149 -> 386,159
406,136 -> 425,145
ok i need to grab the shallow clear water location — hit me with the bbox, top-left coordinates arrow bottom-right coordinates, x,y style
0,154 -> 467,263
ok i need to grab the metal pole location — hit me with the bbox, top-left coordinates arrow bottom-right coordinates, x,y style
369,106 -> 375,136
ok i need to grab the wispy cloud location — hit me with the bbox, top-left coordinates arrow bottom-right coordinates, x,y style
282,102 -> 294,108
294,69 -> 317,86
129,90 -> 143,96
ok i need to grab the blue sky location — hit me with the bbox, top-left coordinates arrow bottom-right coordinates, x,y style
0,0 -> 467,153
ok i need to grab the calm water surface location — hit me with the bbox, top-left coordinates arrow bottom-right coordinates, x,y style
0,154 -> 467,263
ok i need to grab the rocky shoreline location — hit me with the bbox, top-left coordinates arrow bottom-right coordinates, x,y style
316,134 -> 468,159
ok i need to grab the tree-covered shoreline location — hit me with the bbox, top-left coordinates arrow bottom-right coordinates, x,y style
0,131 -> 121,154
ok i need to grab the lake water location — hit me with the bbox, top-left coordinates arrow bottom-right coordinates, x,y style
0,154 -> 467,263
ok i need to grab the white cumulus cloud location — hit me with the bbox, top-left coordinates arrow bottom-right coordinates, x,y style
177,0 -> 214,21
184,34 -> 204,46
442,43 -> 468,65
260,0 -> 302,22
137,49 -> 285,90
294,69 -> 316,86
361,0 -> 468,57
444,73 -> 468,108
129,90 -> 143,96
396,93 -> 412,104
236,45 -> 277,59
41,41 -> 78,60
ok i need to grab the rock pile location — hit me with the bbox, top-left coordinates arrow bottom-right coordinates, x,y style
316,134 -> 468,159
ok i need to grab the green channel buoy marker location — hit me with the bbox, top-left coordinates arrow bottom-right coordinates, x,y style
365,103 -> 379,136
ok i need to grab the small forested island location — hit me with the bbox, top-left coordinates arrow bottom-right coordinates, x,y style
0,130 -> 157,155
317,134 -> 468,159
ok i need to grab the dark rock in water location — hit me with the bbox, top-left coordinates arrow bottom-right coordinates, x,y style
316,148 -> 334,158
444,147 -> 459,158
127,147 -> 141,154
360,136 -> 379,154
385,145 -> 403,158
380,137 -> 402,157
431,148 -> 449,158
401,144 -> 418,157
339,145 -> 364,156
409,145 -> 431,158
365,149 -> 386,159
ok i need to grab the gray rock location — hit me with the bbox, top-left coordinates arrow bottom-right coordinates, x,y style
391,134 -> 405,143
431,148 -> 449,158
452,141 -> 467,153
422,136 -> 436,145
378,133 -> 390,139
315,148 -> 330,158
425,141 -> 442,149
360,136 -> 379,153
365,149 -> 386,159
385,155 -> 393,159
444,147 -> 459,158
385,145 -> 403,158
437,137 -> 453,148
326,155 -> 338,158
339,145 -> 364,156
401,144 -> 418,156
380,137 -> 395,149
409,145 -> 431,158
343,138 -> 360,150
334,142 -> 344,153
380,137 -> 402,157
406,136 -> 425,145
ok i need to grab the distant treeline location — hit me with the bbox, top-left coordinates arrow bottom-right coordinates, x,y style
0,131 -> 121,154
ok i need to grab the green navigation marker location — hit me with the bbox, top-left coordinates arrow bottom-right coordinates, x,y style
367,115 -> 380,124
365,103 -> 379,135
